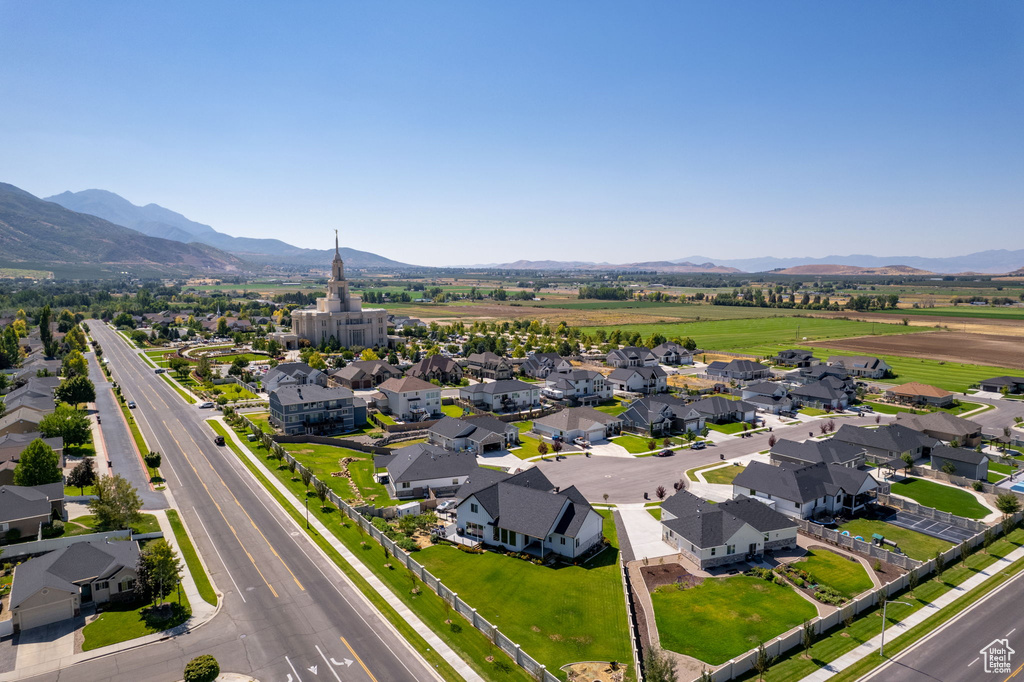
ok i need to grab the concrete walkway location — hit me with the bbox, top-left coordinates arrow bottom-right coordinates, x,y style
217,418 -> 483,682
799,543 -> 1024,681
87,409 -> 112,479
618,504 -> 673,560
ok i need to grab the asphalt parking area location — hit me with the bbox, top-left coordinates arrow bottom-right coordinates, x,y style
884,509 -> 976,543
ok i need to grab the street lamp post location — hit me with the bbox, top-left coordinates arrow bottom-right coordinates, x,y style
879,600 -> 911,657
305,496 -> 309,529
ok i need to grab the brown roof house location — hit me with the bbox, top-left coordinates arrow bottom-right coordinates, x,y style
885,382 -> 955,408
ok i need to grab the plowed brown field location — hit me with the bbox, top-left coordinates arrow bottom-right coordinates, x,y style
807,332 -> 1024,370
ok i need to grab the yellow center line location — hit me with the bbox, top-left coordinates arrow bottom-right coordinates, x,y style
341,637 -> 378,682
1004,660 -> 1024,681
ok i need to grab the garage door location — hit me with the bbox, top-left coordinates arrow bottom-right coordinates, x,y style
18,598 -> 74,631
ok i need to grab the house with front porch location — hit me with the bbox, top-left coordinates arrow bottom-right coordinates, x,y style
827,355 -> 891,379
831,423 -> 939,463
769,439 -> 865,468
706,359 -> 771,381
542,368 -> 611,405
532,407 -> 622,444
406,355 -> 464,385
458,380 -> 541,412
688,396 -> 757,424
376,376 -> 442,422
328,360 -> 402,390
660,490 -> 798,569
740,382 -> 792,414
374,443 -> 480,499
789,381 -> 849,410
427,416 -> 518,453
606,346 -> 658,368
454,470 -> 604,559
619,396 -> 705,436
606,366 -> 667,394
732,461 -> 878,520
521,353 -> 572,379
771,349 -> 819,368
651,342 -> 694,366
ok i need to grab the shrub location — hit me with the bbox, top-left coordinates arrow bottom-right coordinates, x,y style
457,544 -> 484,554
396,537 -> 418,552
973,481 -> 984,492
183,654 -> 220,682
42,520 -> 65,538
5,528 -> 21,544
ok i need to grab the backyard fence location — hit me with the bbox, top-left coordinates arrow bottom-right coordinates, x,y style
234,414 -> 560,682
908,466 -> 1024,502
796,519 -> 920,570
875,493 -> 989,533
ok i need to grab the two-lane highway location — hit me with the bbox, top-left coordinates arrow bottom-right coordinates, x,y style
35,324 -> 443,682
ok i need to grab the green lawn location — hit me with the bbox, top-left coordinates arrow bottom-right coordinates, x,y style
799,408 -> 827,417
706,421 -> 750,435
511,434 -> 554,459
64,484 -> 97,496
375,412 -> 397,425
441,403 -> 466,418
417,512 -> 631,673
594,398 -> 628,416
703,464 -> 746,485
513,420 -> 533,433
65,513 -> 161,537
652,576 -> 817,665
210,383 -> 258,401
878,305 -> 1024,321
166,509 -> 217,607
65,441 -> 96,459
160,374 -> 196,404
837,518 -> 952,561
82,597 -> 191,651
791,549 -> 873,598
865,401 -> 916,415
611,434 -> 659,454
245,412 -> 275,433
647,507 -> 661,520
890,477 -> 990,519
687,462 -> 727,482
988,471 -> 1008,484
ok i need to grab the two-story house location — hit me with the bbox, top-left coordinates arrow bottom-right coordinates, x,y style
466,352 -> 513,380
458,380 -> 540,412
375,376 -> 442,422
542,368 -> 611,406
521,353 -> 572,379
619,395 -> 705,435
606,346 -> 658,368
651,342 -> 694,366
606,366 -> 667,394
268,385 -> 367,436
406,356 -> 464,385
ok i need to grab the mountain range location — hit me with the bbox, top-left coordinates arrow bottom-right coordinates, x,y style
0,183 -> 243,274
45,189 -> 411,270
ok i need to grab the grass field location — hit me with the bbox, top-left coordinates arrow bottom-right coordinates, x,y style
417,512 -> 631,673
441,403 -> 466,418
703,464 -> 746,485
611,434 -> 659,453
166,509 -> 217,606
838,518 -> 952,561
82,596 -> 191,651
890,478 -> 990,519
706,421 -> 750,435
652,576 -> 817,665
880,306 -> 1024,321
791,549 -> 872,598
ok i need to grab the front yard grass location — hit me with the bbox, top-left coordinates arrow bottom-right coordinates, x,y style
594,398 -> 628,416
705,421 -> 750,435
799,407 -> 827,417
166,509 -> 217,607
416,512 -> 632,674
791,549 -> 872,598
65,513 -> 161,537
82,597 -> 191,651
702,464 -> 746,485
837,518 -> 951,561
611,434 -> 659,454
889,477 -> 990,519
647,507 -> 662,520
510,433 -> 552,459
652,575 -> 817,665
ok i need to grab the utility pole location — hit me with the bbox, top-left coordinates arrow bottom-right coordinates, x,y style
879,599 -> 911,657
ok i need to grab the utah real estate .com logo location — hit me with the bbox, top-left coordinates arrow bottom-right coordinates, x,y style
981,638 -> 1015,675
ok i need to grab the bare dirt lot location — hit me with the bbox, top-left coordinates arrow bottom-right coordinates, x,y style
807,332 -> 1024,370
817,310 -> 1024,338
638,562 -> 703,592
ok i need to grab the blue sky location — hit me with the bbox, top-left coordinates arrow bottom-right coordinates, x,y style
1,2 -> 1022,266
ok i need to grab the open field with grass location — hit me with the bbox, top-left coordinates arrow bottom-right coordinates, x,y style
890,478 -> 990,519
653,575 -> 817,665
791,549 -> 872,598
611,434 -> 659,453
417,512 -> 631,674
838,518 -> 952,561
593,398 -> 628,416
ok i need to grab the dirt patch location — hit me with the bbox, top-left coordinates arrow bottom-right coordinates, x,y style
806,332 -> 1024,370
563,661 -> 628,682
639,563 -> 703,592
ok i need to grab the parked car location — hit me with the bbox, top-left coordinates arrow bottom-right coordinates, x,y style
214,435 -> 225,446
127,401 -> 137,409
199,401 -> 215,409
690,440 -> 707,450
154,368 -> 165,374
656,449 -> 673,457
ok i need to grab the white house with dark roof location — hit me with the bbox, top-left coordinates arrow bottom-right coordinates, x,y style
263,362 -> 328,394
732,461 -> 878,519
651,342 -> 693,366
406,355 -> 464,385
374,443 -> 481,499
619,395 -> 705,435
831,423 -> 940,463
771,349 -> 819,368
458,380 -> 540,412
606,346 -> 658,368
769,439 -> 865,468
789,381 -> 849,410
660,490 -> 798,568
688,396 -> 757,424
466,352 -> 513,380
706,359 -> 771,381
376,376 -> 442,421
606,366 -> 667,394
542,368 -> 611,405
531,407 -> 622,444
427,416 -> 518,453
826,355 -> 891,379
521,353 -> 572,379
455,469 -> 603,558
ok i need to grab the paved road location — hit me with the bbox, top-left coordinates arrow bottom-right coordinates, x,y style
33,325 -> 439,682
861,562 -> 1024,682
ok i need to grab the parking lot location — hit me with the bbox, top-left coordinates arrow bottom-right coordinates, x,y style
883,509 -> 977,544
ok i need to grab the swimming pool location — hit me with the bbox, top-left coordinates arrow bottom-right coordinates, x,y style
1011,483 -> 1024,494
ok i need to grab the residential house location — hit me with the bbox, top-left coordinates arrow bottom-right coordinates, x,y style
651,342 -> 694,366
895,412 -> 984,448
532,407 -> 622,444
789,381 -> 849,410
0,434 -> 65,485
979,376 -> 1024,395
732,461 -> 878,519
769,439 -> 865,468
374,443 -> 480,499
521,353 -> 572,379
688,396 -> 757,424
606,366 -> 667,395
263,362 -> 328,394
542,368 -> 611,406
605,347 -> 658,368
884,382 -> 955,408
831,423 -> 940,463
706,359 -> 771,382
619,395 -> 705,435
466,352 -> 513,380
660,490 -> 798,569
797,364 -> 851,385
455,469 -> 604,559
427,416 -> 519,453
268,385 -> 367,436
406,356 -> 464,385
0,407 -> 49,437
10,540 -> 139,631
376,376 -> 442,422
328,360 -> 402,390
827,356 -> 891,379
459,380 -> 541,412
740,382 -> 793,415
929,444 -> 989,480
771,349 -> 820,368
0,483 -> 65,539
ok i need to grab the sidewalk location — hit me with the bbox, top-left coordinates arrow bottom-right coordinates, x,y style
217,418 -> 480,682
799,543 -> 1024,681
87,411 -> 112,479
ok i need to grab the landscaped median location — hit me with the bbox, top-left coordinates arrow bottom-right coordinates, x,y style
166,509 -> 217,607
207,420 -> 536,682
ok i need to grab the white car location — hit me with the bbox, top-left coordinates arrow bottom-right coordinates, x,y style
198,401 -> 215,409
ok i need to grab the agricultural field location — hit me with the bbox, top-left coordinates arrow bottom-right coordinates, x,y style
880,306 -> 1024,321
806,331 -> 1024,372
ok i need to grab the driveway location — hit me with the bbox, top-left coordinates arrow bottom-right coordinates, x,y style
882,509 -> 977,544
618,505 -> 673,560
16,617 -> 79,670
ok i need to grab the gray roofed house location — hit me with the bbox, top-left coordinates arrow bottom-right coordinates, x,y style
466,352 -> 513,380
740,382 -> 793,415
374,443 -> 481,499
542,368 -> 611,405
328,359 -> 402,390
458,380 -> 541,412
769,438 -> 865,468
789,380 -> 849,410
531,407 -> 622,444
895,411 -> 984,447
827,356 -> 891,379
606,366 -> 667,395
771,349 -> 819,368
660,490 -> 798,568
427,416 -> 518,453
929,444 -> 989,480
688,396 -> 757,424
705,359 -> 771,381
978,376 -> 1024,394
797,364 -> 851,384
263,362 -> 328,394
651,342 -> 694,366
732,460 -> 878,519
268,384 -> 367,436
0,482 -> 65,538
406,355 -> 464,385
0,433 -> 64,485
10,540 -> 140,631
521,353 -> 572,379
831,423 -> 939,463
606,346 -> 658,368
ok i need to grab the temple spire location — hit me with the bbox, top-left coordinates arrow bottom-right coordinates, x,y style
334,228 -> 340,258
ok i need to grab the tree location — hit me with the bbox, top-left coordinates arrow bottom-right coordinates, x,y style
183,655 -> 220,682
61,350 -> 88,378
300,467 -> 313,492
55,375 -> 96,407
144,451 -> 162,469
802,620 -> 816,655
754,641 -> 774,681
216,317 -> 229,336
89,474 -> 142,530
940,461 -> 957,475
768,434 -> 777,448
68,458 -> 96,494
314,478 -> 330,510
551,439 -> 563,454
169,357 -> 190,378
195,356 -> 212,382
307,351 -> 327,371
38,305 -> 56,357
537,441 -> 549,457
138,539 -> 182,605
655,485 -> 667,500
360,348 -> 380,361
13,438 -> 62,486
901,452 -> 915,473
39,403 -> 92,447
642,647 -> 678,682
995,492 -> 1021,518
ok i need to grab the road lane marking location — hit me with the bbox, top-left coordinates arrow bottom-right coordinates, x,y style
1004,659 -> 1024,681
315,644 -> 344,682
193,508 -> 246,603
285,656 -> 304,682
969,657 -> 979,666
1009,628 -> 1018,637
341,637 -> 378,682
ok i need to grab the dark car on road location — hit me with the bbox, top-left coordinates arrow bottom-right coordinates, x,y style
214,435 -> 225,446
127,401 -> 137,409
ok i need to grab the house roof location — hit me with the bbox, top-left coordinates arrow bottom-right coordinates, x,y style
832,423 -> 937,454
930,444 -> 988,466
461,379 -> 537,395
979,376 -> 1024,387
790,381 -> 846,401
607,366 -> 666,381
374,443 -> 480,483
771,438 -> 864,466
377,376 -> 436,394
661,491 -> 796,548
524,353 -> 565,368
774,349 -> 816,360
800,365 -> 850,381
467,352 -> 508,366
607,346 -> 656,363
733,461 -> 876,504
0,433 -> 63,458
407,355 -> 460,376
429,415 -> 509,442
270,384 -> 355,406
689,395 -> 755,417
710,359 -> 769,374
0,483 -> 63,523
652,342 -> 690,357
828,356 -> 885,370
745,382 -> 783,395
11,540 -> 140,609
454,467 -> 512,501
888,382 -> 953,399
895,411 -> 982,438
533,407 -> 620,432
264,362 -> 319,384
